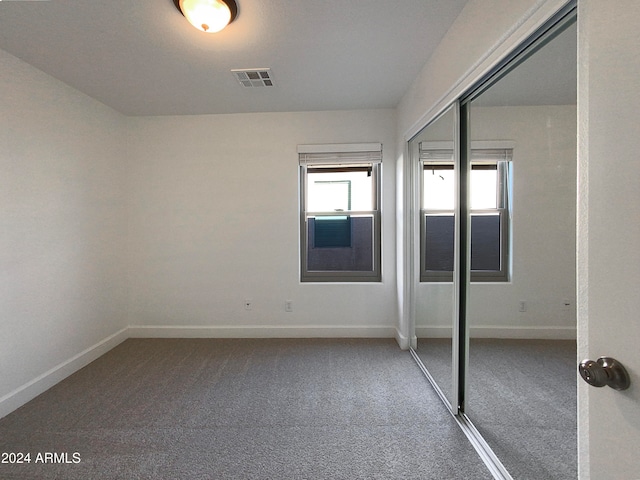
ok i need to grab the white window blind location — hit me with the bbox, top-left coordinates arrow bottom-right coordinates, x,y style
419,141 -> 513,163
298,143 -> 382,165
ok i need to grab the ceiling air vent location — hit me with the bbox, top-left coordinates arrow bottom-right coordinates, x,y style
232,69 -> 274,87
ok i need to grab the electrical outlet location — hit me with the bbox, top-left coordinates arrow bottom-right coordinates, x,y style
244,299 -> 252,311
518,301 -> 527,312
285,300 -> 293,312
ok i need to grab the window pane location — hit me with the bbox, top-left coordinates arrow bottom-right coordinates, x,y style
425,215 -> 455,271
424,213 -> 502,274
307,214 -> 374,271
471,168 -> 498,209
307,169 -> 372,212
471,214 -> 501,271
423,167 -> 455,209
314,216 -> 351,248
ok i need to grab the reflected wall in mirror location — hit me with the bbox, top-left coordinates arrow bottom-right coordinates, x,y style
465,21 -> 577,480
409,104 -> 456,407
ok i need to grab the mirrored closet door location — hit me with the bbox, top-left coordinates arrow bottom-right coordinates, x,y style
409,105 -> 457,408
410,4 -> 577,479
463,17 -> 577,480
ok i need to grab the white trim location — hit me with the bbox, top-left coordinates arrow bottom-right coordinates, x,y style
0,327 -> 129,420
576,6 -> 590,480
128,325 -> 397,339
399,139 -> 417,351
395,327 -> 411,350
416,325 -> 576,340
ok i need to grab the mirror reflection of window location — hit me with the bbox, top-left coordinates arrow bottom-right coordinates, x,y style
421,154 -> 510,282
471,167 -> 498,208
423,165 -> 455,210
422,163 -> 500,210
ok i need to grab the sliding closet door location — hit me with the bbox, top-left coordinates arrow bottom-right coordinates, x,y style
464,18 -> 577,480
409,104 -> 458,408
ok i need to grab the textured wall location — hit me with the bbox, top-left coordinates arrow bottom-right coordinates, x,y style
125,110 -> 398,336
0,49 -> 128,404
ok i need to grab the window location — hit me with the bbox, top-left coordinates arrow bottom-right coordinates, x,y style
299,143 -> 382,282
420,143 -> 512,282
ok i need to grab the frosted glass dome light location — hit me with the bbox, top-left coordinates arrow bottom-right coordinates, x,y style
175,0 -> 238,33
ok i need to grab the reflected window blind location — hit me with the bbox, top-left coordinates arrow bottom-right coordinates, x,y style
419,141 -> 513,163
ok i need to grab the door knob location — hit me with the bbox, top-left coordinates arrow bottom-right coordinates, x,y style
579,357 -> 630,391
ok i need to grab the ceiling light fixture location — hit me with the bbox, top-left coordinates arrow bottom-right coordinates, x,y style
173,0 -> 238,33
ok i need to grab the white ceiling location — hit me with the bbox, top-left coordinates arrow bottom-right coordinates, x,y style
0,0 -> 469,116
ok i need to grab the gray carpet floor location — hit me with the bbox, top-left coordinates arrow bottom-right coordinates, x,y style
416,338 -> 577,480
0,338 -> 492,480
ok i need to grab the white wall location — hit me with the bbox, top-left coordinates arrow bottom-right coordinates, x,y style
0,49 -> 128,415
471,105 -> 576,337
126,110 -> 398,337
416,105 -> 577,339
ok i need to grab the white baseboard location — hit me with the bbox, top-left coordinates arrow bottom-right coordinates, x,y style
471,325 -> 576,340
128,324 -> 398,339
395,328 -> 411,350
416,325 -> 576,340
0,327 -> 129,420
